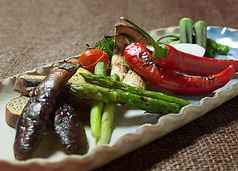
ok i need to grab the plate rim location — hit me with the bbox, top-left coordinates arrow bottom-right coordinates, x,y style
1,26 -> 238,170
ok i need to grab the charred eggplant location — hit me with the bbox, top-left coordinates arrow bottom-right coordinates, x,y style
53,101 -> 89,155
14,62 -> 80,160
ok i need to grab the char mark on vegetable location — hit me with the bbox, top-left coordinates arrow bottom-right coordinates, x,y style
13,62 -> 80,160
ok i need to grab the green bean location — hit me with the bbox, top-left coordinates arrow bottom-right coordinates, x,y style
207,38 -> 229,55
179,18 -> 193,43
193,20 -> 207,48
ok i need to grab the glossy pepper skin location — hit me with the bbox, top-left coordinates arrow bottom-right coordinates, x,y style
124,42 -> 235,95
14,62 -> 80,160
120,17 -> 236,77
152,44 -> 238,76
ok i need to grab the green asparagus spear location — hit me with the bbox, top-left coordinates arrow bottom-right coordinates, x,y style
67,83 -> 182,115
179,18 -> 193,43
97,74 -> 120,145
90,62 -> 106,139
80,73 -> 189,107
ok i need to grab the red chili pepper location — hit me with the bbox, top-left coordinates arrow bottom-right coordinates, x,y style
151,44 -> 238,76
120,17 -> 238,76
78,49 -> 109,73
124,42 -> 235,95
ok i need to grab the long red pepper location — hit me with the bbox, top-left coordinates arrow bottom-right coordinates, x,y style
152,44 -> 238,76
120,17 -> 238,76
124,42 -> 235,95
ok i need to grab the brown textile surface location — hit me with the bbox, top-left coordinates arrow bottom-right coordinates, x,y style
0,0 -> 238,170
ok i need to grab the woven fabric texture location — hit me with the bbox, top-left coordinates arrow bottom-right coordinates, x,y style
0,0 -> 237,170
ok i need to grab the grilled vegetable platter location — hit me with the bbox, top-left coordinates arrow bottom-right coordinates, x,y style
1,17 -> 238,170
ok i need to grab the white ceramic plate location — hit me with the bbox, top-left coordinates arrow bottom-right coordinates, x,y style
1,26 -> 238,171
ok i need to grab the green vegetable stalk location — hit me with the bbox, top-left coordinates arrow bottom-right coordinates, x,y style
156,17 -> 230,58
90,62 -> 106,139
90,102 -> 104,139
193,20 -> 207,48
97,74 -> 120,145
80,72 -> 189,107
179,17 -> 193,43
92,35 -> 115,74
207,38 -> 229,55
67,83 -> 182,115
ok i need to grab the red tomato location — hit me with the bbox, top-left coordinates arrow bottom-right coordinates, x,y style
68,58 -> 80,64
78,49 -> 109,72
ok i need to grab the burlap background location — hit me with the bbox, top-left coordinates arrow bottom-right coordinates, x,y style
0,0 -> 237,170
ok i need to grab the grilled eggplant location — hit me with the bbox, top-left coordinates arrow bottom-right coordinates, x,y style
5,96 -> 30,128
53,101 -> 89,155
13,75 -> 45,96
14,62 -> 80,160
13,68 -> 89,96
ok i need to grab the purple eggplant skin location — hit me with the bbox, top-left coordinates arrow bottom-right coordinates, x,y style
14,62 -> 80,160
53,102 -> 89,155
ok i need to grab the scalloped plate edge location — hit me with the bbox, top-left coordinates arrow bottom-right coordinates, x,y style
1,27 -> 238,171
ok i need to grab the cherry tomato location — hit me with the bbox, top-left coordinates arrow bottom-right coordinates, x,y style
68,58 -> 80,64
78,49 -> 109,72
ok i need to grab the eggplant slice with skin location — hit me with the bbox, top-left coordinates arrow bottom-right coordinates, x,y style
14,62 -> 80,160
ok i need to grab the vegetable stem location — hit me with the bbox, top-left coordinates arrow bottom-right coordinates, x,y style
97,74 -> 119,145
120,16 -> 169,59
80,72 -> 189,107
90,102 -> 104,139
90,62 -> 106,139
67,83 -> 182,114
179,18 -> 193,43
207,38 -> 229,55
157,34 -> 180,43
194,20 -> 207,48
97,102 -> 116,145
